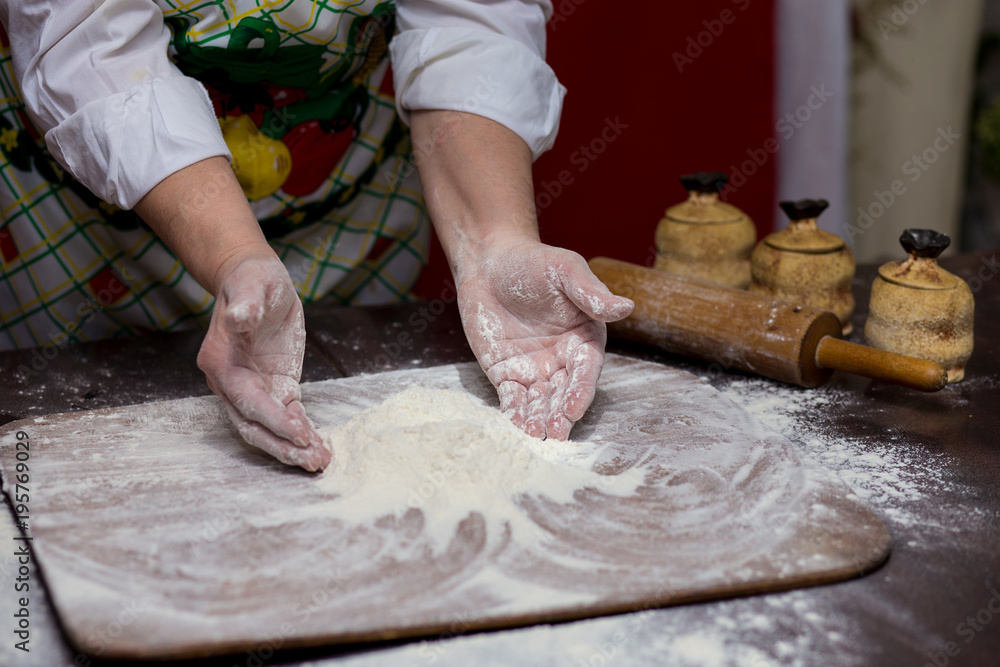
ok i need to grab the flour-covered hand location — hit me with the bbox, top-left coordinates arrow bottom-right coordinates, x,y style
457,241 -> 634,440
197,257 -> 330,472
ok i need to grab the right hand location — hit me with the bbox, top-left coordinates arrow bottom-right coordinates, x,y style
455,238 -> 634,440
197,257 -> 330,472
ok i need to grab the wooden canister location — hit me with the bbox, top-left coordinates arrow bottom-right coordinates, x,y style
750,199 -> 856,335
654,172 -> 756,289
865,229 -> 974,383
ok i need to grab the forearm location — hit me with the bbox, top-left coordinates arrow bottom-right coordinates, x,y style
409,112 -> 632,440
410,110 -> 539,282
133,157 -> 277,296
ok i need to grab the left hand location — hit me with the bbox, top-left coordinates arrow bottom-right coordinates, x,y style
457,239 -> 634,440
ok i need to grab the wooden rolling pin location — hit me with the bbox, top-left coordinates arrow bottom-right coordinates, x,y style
589,257 -> 947,391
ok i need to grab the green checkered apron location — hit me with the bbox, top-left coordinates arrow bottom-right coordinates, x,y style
0,0 -> 429,352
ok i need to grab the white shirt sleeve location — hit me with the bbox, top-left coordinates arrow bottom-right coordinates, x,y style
390,0 -> 566,160
0,0 -> 230,210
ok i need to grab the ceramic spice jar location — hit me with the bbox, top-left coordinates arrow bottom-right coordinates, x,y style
654,172 -> 756,289
864,229 -> 974,383
749,199 -> 856,334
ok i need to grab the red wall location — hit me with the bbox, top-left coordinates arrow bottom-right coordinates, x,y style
414,0 -> 776,297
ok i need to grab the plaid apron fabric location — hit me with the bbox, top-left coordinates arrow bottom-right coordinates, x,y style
0,0 -> 429,352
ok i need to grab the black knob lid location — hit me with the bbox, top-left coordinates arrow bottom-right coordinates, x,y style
680,172 -> 728,193
900,228 -> 950,258
779,199 -> 829,221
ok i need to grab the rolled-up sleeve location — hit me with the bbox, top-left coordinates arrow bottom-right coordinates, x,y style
1,0 -> 230,210
390,0 -> 566,160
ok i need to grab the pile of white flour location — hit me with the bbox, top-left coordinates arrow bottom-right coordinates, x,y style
316,386 -> 642,539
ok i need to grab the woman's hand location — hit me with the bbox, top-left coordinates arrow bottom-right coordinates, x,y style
135,157 -> 327,471
197,257 -> 330,471
457,239 -> 633,439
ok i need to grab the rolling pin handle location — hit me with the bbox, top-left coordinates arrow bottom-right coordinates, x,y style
814,336 -> 947,392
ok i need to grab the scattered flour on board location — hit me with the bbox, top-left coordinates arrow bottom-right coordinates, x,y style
315,386 -> 642,540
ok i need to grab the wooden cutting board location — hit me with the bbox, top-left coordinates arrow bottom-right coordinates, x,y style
0,355 -> 890,660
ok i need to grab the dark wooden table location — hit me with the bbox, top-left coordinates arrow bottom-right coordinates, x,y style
1,252 -> 998,667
